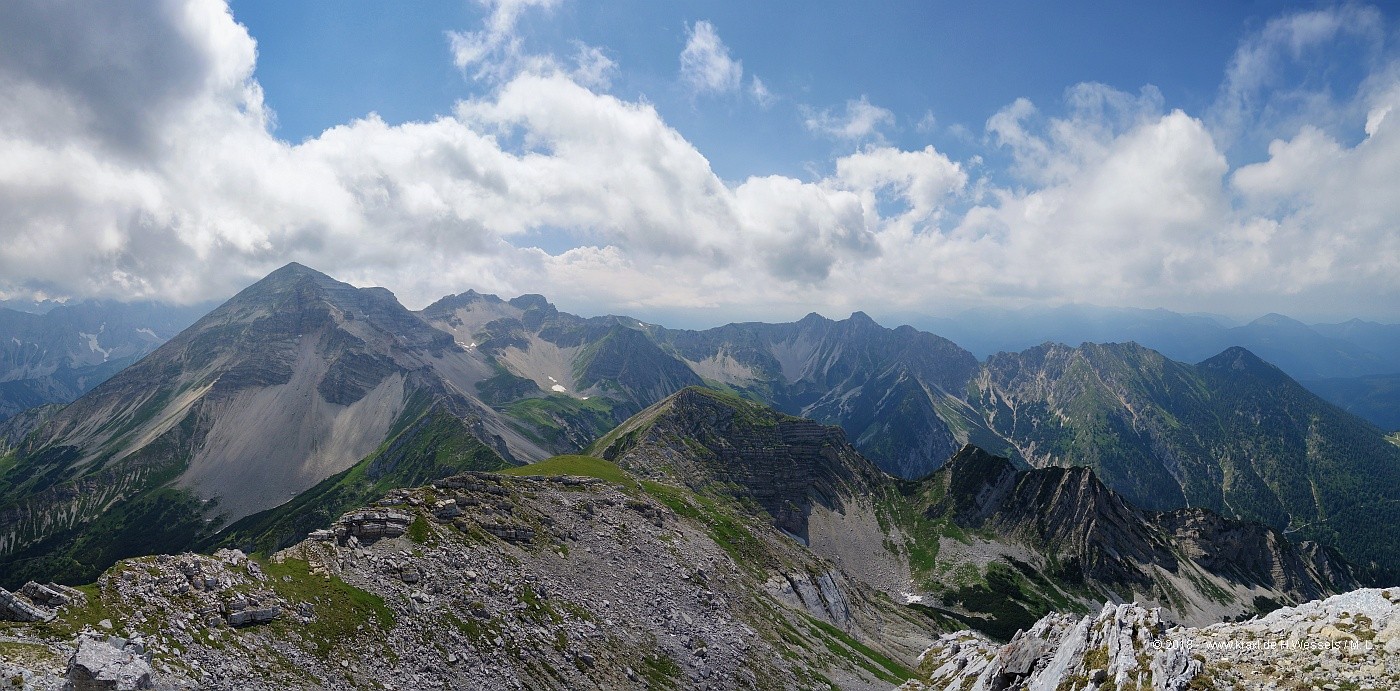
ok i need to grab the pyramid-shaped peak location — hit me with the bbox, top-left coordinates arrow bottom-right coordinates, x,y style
267,261 -> 320,276
1198,346 -> 1288,381
255,261 -> 345,286
937,444 -> 1018,486
1248,312 -> 1308,329
233,262 -> 351,301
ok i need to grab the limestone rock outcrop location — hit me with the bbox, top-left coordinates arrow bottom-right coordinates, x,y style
66,637 -> 154,691
0,585 -> 56,622
910,588 -> 1400,691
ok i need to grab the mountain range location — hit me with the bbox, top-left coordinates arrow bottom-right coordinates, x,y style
2,262 -> 1397,690
0,301 -> 207,421
919,305 -> 1400,430
2,262 -> 1397,590
590,387 -> 1351,632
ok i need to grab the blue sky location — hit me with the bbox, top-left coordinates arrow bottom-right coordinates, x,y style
1,1 -> 1398,325
234,2 -> 1298,178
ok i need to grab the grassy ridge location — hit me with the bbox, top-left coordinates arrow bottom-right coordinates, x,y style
501,454 -> 633,485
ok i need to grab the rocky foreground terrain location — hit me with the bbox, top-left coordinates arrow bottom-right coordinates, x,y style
1,459 -> 1396,690
0,468 -> 936,690
906,588 -> 1400,690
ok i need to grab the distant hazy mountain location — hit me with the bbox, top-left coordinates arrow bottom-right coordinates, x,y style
919,305 -> 1237,360
1302,373 -> 1400,431
1222,313 -> 1393,380
921,305 -> 1400,379
919,305 -> 1400,431
0,300 -> 208,421
0,298 -> 66,314
1312,319 -> 1400,367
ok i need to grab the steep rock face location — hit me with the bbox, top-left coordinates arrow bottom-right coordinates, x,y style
0,264 -> 537,587
1153,509 -> 1357,599
593,387 -> 884,541
921,445 -> 1353,626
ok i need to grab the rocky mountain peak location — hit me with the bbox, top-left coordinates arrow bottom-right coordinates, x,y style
203,261 -> 450,355
845,310 -> 877,327
1197,345 -> 1287,380
255,260 -> 325,283
940,443 -> 1016,477
418,289 -> 506,317
931,444 -> 1020,521
507,294 -> 554,311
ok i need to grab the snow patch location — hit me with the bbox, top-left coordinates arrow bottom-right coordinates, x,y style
79,332 -> 111,361
136,327 -> 157,338
455,340 -> 476,350
551,384 -> 567,392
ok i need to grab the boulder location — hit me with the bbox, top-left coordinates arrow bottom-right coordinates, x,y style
226,606 -> 279,627
66,638 -> 153,691
18,581 -> 72,608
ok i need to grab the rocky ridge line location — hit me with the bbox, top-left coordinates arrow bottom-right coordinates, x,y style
0,470 -> 938,690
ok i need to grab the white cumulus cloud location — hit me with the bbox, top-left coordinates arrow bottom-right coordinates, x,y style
0,0 -> 1397,323
679,20 -> 744,96
449,0 -> 560,80
803,96 -> 896,142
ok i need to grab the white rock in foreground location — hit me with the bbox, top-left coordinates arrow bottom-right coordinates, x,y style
67,637 -> 153,691
907,588 -> 1400,691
